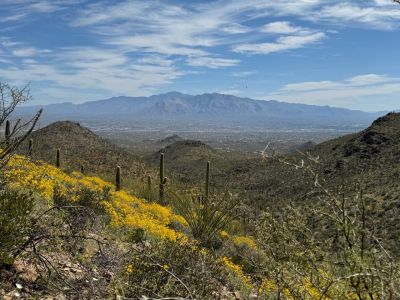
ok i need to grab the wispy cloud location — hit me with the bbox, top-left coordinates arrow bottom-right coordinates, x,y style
230,71 -> 257,78
262,21 -> 310,35
186,56 -> 240,68
11,47 -> 51,57
269,74 -> 400,110
233,32 -> 325,55
304,1 -> 400,30
0,0 -> 76,23
0,44 -> 184,98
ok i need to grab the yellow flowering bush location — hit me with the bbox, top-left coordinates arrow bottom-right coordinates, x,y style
232,235 -> 257,249
3,155 -> 187,241
220,256 -> 252,287
2,154 -> 258,294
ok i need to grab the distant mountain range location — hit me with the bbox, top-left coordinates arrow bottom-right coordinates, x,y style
16,92 -> 385,129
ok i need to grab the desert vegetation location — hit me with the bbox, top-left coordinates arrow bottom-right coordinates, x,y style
1,82 -> 400,299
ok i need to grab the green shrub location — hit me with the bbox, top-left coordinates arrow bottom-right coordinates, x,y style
53,184 -> 111,214
0,189 -> 35,266
116,239 -> 226,299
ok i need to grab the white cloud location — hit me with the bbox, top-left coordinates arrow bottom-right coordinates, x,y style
282,74 -> 397,92
233,32 -> 325,54
308,2 -> 400,30
11,47 -> 51,57
0,45 -> 185,100
231,71 -> 257,77
262,21 -> 309,34
186,56 -> 240,68
0,0 -> 76,23
0,13 -> 27,22
222,23 -> 251,34
268,74 -> 400,110
283,80 -> 339,92
345,74 -> 396,86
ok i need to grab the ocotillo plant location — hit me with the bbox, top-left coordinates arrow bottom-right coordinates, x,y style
159,153 -> 167,203
205,161 -> 210,201
116,166 -> 121,191
5,120 -> 10,147
56,149 -> 60,168
28,139 -> 33,156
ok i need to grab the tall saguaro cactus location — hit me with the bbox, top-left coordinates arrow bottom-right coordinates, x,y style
56,149 -> 60,168
147,175 -> 152,201
159,153 -> 167,203
5,120 -> 10,147
205,161 -> 210,201
116,166 -> 121,191
28,139 -> 33,156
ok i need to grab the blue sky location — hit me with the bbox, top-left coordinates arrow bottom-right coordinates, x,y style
0,0 -> 400,111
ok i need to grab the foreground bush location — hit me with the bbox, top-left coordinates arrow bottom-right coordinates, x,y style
0,189 -> 35,266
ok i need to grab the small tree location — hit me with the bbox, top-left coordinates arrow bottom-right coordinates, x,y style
0,82 -> 42,266
0,82 -> 42,168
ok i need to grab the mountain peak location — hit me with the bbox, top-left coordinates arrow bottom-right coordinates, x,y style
370,112 -> 400,128
35,120 -> 96,139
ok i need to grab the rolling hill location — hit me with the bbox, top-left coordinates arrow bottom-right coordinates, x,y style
19,121 -> 146,177
145,139 -> 224,183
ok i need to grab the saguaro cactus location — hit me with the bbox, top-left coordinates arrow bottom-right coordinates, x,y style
5,120 -> 10,147
116,166 -> 121,191
80,164 -> 85,174
28,139 -> 33,156
205,161 -> 210,201
56,149 -> 60,168
147,175 -> 152,201
159,153 -> 167,202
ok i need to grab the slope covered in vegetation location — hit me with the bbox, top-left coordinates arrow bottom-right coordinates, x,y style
20,121 -> 146,177
0,153 -> 262,298
3,113 -> 400,299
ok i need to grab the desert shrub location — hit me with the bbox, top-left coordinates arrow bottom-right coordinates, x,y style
53,184 -> 111,214
76,185 -> 111,213
116,239 -> 228,299
0,189 -> 35,266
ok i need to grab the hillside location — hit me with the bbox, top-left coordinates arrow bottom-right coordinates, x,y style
2,116 -> 400,298
16,92 -> 383,129
1,154 -> 259,299
20,121 -> 146,177
151,112 -> 400,255
146,140 -> 224,182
